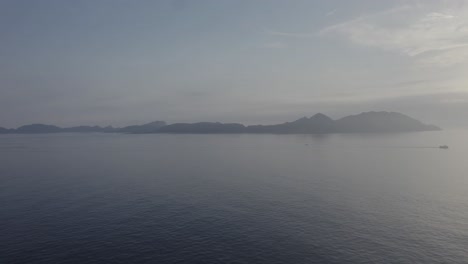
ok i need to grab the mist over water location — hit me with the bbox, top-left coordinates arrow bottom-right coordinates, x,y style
1,131 -> 468,263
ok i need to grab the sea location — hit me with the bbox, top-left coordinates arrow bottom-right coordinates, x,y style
1,131 -> 468,263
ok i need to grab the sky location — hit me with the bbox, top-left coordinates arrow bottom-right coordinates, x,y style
1,0 -> 468,128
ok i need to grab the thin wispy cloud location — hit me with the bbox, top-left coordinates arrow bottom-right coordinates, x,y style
325,9 -> 337,17
266,30 -> 314,39
419,45 -> 468,67
320,1 -> 468,67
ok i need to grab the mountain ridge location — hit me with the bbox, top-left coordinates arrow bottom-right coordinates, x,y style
0,111 -> 440,134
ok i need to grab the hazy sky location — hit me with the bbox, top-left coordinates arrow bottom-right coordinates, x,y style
1,0 -> 468,128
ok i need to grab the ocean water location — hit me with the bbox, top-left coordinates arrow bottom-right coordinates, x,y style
1,131 -> 468,263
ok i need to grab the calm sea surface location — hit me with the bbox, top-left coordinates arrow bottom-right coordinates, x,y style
1,131 -> 468,263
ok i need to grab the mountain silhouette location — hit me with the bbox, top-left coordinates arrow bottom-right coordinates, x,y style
246,113 -> 335,133
16,124 -> 62,134
62,126 -> 114,133
158,122 -> 245,133
0,112 -> 440,134
0,127 -> 11,134
120,121 -> 167,134
335,111 -> 440,133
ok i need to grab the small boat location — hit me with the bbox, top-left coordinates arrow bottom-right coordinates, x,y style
439,145 -> 449,149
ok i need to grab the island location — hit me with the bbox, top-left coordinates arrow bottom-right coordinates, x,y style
0,111 -> 440,134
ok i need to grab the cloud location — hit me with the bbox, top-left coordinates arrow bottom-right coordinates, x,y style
418,45 -> 468,67
266,30 -> 314,39
325,9 -> 337,17
320,1 -> 468,67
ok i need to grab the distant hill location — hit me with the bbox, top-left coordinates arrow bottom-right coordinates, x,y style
120,121 -> 167,134
158,122 -> 245,133
154,112 -> 439,134
246,113 -> 335,133
0,122 -> 165,134
0,112 -> 440,134
62,126 -> 115,133
0,127 -> 11,134
335,111 -> 440,133
16,124 -> 62,134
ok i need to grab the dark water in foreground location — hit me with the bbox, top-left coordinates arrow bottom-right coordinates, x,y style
1,131 -> 468,263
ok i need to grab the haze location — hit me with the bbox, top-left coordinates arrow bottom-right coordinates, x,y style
1,0 -> 467,128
